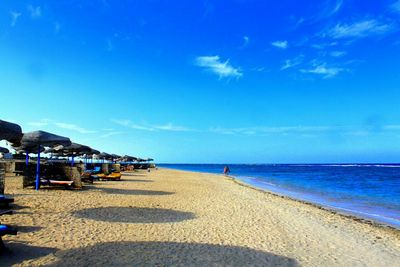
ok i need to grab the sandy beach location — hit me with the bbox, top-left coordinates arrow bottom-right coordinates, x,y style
1,168 -> 400,266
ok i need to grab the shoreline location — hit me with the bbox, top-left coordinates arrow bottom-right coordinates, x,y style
160,167 -> 400,232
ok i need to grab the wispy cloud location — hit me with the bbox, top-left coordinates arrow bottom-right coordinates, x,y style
27,119 -> 50,127
54,22 -> 61,34
112,119 -> 192,132
106,39 -> 113,51
327,19 -> 393,39
100,131 -> 124,138
271,40 -> 288,49
331,0 -> 343,15
240,36 -> 250,48
10,11 -> 21,27
154,123 -> 192,132
111,119 -> 155,131
195,55 -> 242,79
210,124 -> 400,137
281,55 -> 304,70
54,122 -> 97,134
27,5 -> 42,18
391,0 -> 400,13
330,51 -> 347,57
300,63 -> 344,78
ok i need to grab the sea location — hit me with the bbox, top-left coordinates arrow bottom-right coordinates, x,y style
158,164 -> 400,229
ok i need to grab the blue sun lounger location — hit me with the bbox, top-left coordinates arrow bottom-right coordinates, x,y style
0,224 -> 17,252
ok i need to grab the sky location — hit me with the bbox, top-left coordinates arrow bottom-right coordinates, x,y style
1,0 -> 400,163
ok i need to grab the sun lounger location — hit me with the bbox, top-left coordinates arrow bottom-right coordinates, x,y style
0,224 -> 17,252
81,172 -> 94,184
0,195 -> 14,208
102,172 -> 122,181
40,179 -> 74,188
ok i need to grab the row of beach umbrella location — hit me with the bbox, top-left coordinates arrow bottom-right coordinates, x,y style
0,119 -> 153,190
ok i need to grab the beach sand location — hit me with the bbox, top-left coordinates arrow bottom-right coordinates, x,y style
1,168 -> 399,266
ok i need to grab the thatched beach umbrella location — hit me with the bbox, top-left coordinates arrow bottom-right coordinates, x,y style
110,154 -> 120,162
14,144 -> 46,166
55,143 -> 92,166
0,119 -> 23,146
122,155 -> 138,162
96,152 -> 112,163
21,131 -> 71,190
83,148 -> 100,169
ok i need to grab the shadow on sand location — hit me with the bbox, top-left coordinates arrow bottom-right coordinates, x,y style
13,225 -> 43,233
74,207 -> 195,223
0,242 -> 57,266
48,241 -> 298,266
121,173 -> 146,177
120,179 -> 154,183
97,188 -> 174,196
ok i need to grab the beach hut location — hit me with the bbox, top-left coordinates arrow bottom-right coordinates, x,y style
20,131 -> 71,190
0,119 -> 23,146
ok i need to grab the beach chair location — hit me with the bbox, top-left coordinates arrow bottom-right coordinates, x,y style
81,166 -> 102,183
40,178 -> 74,189
102,172 -> 122,181
81,171 -> 94,184
0,195 -> 14,208
0,224 -> 17,252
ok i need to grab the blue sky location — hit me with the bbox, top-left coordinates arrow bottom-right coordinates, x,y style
1,0 -> 400,163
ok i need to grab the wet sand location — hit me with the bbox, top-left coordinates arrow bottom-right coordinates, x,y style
1,168 -> 399,266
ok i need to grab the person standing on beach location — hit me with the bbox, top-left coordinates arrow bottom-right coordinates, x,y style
223,166 -> 230,175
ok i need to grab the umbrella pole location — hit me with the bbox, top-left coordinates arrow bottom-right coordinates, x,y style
25,150 -> 29,166
71,155 -> 74,167
84,155 -> 87,171
35,146 -> 41,191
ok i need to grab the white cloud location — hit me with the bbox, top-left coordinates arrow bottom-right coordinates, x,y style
28,119 -> 50,127
54,22 -> 61,34
195,56 -> 242,79
281,55 -> 304,70
391,0 -> 400,13
210,124 -> 400,137
241,36 -> 250,48
55,122 -> 97,134
328,19 -> 392,39
100,131 -> 124,138
112,119 -> 192,132
331,0 -> 343,14
271,40 -> 288,49
27,5 -> 41,18
300,64 -> 344,78
154,123 -> 191,132
330,51 -> 347,57
10,11 -> 21,27
106,39 -> 113,51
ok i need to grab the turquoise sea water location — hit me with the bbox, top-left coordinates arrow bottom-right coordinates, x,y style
159,164 -> 400,229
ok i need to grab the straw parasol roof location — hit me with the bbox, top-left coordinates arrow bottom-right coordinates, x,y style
97,152 -> 112,160
14,144 -> 46,154
0,119 -> 23,146
89,148 -> 100,156
122,155 -> 138,161
56,143 -> 92,156
21,131 -> 71,149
